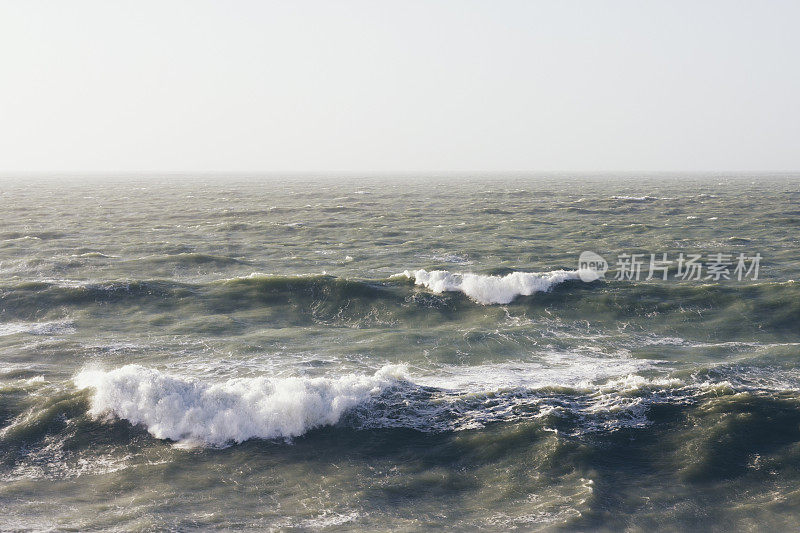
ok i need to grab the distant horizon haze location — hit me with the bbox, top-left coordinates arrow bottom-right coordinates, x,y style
1,0 -> 799,174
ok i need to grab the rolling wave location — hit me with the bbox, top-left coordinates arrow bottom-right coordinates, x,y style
0,273 -> 797,334
67,357 -> 791,447
396,269 -> 585,304
74,364 -> 406,446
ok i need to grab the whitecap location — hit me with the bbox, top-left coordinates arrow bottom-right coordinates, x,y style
610,195 -> 659,202
74,355 -> 680,446
0,320 -> 75,337
74,364 -> 407,446
395,269 -> 586,304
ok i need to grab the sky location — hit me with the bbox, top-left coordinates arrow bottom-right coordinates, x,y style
1,0 -> 799,173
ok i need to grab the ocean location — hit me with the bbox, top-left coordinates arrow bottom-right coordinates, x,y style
1,174 -> 799,531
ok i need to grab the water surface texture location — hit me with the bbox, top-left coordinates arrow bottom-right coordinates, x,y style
1,175 -> 799,531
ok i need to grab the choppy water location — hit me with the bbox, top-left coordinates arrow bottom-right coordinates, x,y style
1,175 -> 799,531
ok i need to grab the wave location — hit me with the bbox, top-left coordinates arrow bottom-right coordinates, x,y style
395,269 -> 585,304
71,358 -> 800,449
70,354 -> 679,447
74,364 -> 407,446
1,274 -> 798,336
609,195 -> 660,202
1,231 -> 67,241
0,320 -> 75,337
0,355 -> 796,456
132,252 -> 247,267
72,251 -> 115,258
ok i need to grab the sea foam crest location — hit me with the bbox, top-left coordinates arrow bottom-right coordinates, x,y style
74,364 -> 406,446
396,269 -> 584,304
0,320 -> 75,337
73,359 -> 690,446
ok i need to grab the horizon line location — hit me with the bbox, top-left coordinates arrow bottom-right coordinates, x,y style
1,170 -> 799,177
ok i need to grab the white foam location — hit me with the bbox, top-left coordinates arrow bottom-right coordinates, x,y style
610,195 -> 659,202
420,253 -> 473,265
73,352 -> 677,446
395,269 -> 585,304
74,364 -> 407,446
0,436 -> 134,482
414,352 -> 656,393
0,320 -> 75,337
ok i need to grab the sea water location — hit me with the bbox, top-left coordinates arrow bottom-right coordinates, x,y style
1,174 -> 799,530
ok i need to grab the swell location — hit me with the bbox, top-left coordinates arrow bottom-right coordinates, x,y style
7,370 -> 800,533
0,273 -> 797,336
395,269 -> 584,304
131,252 -> 248,267
2,361 -> 800,452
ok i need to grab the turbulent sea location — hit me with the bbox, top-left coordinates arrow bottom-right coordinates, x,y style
1,175 -> 799,531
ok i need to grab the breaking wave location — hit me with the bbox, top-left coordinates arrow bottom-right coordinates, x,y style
395,269 -> 586,304
69,355 -> 732,448
1,274 -> 797,335
74,364 -> 408,446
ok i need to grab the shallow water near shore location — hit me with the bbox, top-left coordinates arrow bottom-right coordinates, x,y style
1,174 -> 799,531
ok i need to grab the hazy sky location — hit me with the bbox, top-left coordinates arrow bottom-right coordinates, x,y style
1,1 -> 799,173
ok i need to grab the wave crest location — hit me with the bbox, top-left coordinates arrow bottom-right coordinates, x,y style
74,365 -> 406,446
71,354 -> 672,447
396,269 -> 583,304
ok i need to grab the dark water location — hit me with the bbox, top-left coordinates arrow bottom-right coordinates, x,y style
1,175 -> 799,531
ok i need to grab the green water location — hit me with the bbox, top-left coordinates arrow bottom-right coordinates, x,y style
1,175 -> 799,531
